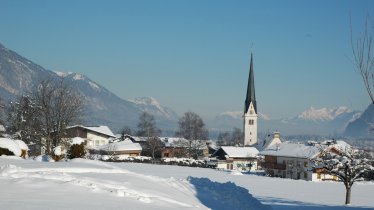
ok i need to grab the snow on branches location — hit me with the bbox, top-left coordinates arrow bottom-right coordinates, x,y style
313,147 -> 374,204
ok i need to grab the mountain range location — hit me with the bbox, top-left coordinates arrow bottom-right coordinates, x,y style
209,106 -> 367,137
0,42 -> 373,138
0,43 -> 179,133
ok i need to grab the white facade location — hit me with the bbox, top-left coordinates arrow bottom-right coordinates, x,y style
216,159 -> 258,172
87,132 -> 110,148
244,102 -> 258,146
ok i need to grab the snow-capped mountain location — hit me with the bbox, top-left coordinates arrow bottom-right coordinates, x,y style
297,106 -> 353,121
0,43 -> 178,133
209,106 -> 361,136
130,97 -> 179,121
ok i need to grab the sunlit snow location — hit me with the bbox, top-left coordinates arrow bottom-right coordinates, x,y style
0,157 -> 373,210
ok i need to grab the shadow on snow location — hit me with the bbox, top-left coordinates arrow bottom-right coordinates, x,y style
258,197 -> 374,210
188,176 -> 272,210
188,177 -> 373,210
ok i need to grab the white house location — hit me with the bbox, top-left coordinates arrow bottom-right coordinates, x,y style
259,140 -> 351,181
65,125 -> 116,148
210,146 -> 259,172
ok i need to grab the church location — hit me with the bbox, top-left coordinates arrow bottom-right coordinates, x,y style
244,53 -> 258,146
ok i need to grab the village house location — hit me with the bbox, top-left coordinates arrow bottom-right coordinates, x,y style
259,134 -> 351,181
160,137 -> 212,159
210,146 -> 259,172
65,125 -> 116,148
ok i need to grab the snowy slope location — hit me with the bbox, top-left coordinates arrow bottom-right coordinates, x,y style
344,104 -> 374,138
1,157 -> 373,210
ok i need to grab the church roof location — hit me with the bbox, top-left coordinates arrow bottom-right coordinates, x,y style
245,53 -> 257,113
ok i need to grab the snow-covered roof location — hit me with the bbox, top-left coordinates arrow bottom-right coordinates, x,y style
0,138 -> 21,156
85,126 -> 115,138
98,140 -> 142,152
259,132 -> 282,151
259,142 -> 324,159
219,146 -> 259,158
323,140 -> 351,152
68,125 -> 116,138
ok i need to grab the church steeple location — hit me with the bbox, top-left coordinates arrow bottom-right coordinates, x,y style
243,52 -> 258,146
245,53 -> 257,114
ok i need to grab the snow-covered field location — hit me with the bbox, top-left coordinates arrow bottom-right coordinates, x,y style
1,157 -> 373,210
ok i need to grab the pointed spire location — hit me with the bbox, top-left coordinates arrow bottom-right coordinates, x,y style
245,52 -> 257,114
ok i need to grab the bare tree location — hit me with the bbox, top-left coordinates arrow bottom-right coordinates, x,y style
144,136 -> 163,159
33,79 -> 84,154
231,127 -> 244,146
313,148 -> 373,205
217,131 -> 230,146
136,112 -> 162,159
176,112 -> 209,159
351,14 -> 374,103
136,112 -> 161,138
120,126 -> 132,141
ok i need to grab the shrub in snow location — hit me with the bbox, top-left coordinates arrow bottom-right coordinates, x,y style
67,143 -> 86,159
52,146 -> 66,161
313,148 -> 374,205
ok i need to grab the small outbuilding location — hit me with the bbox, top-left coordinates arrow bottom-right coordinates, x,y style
211,146 -> 259,172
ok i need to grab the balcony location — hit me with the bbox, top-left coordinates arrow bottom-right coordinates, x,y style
262,162 -> 286,170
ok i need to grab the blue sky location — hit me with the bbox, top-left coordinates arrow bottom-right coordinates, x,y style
0,0 -> 373,119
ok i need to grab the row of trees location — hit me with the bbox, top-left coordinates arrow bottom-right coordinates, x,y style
129,111 -> 211,159
216,128 -> 244,146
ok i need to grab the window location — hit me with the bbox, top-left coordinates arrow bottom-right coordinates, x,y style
249,120 -> 254,125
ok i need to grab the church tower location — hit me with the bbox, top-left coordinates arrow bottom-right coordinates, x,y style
244,53 -> 257,146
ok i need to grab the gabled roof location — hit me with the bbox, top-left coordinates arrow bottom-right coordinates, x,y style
213,146 -> 259,158
67,125 -> 116,138
259,142 -> 325,159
